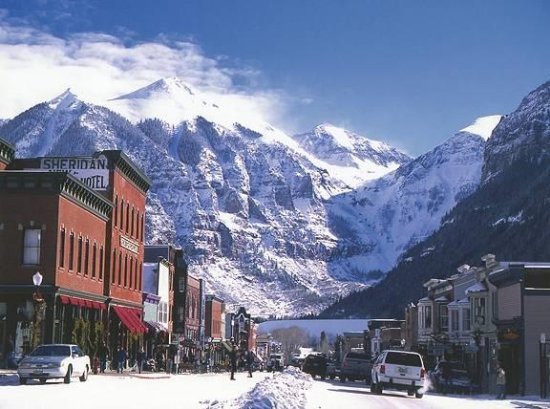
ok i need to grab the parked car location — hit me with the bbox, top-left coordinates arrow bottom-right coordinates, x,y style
339,351 -> 372,383
430,360 -> 473,394
17,344 -> 91,385
266,353 -> 284,372
302,354 -> 327,379
370,350 -> 426,398
288,356 -> 304,368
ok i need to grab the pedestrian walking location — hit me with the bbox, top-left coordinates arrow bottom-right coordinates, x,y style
496,363 -> 506,399
230,345 -> 237,380
3,336 -> 15,369
246,350 -> 254,378
137,347 -> 146,374
440,359 -> 452,395
98,342 -> 110,373
116,345 -> 127,374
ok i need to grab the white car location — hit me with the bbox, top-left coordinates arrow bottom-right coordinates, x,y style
17,344 -> 91,385
370,350 -> 426,398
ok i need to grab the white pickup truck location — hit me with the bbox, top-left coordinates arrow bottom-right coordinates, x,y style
370,350 -> 426,398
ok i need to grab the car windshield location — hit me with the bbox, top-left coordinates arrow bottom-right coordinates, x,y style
30,345 -> 71,357
385,352 -> 422,366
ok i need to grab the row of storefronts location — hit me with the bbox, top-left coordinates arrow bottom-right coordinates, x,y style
0,137 -> 260,371
402,253 -> 550,397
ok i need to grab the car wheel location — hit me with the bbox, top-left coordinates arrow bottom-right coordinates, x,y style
79,366 -> 89,382
39,378 -> 47,384
64,365 -> 72,384
415,391 -> 423,399
19,377 -> 27,385
407,389 -> 414,396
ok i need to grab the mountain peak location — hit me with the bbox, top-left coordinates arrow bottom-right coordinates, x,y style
112,77 -> 195,101
48,88 -> 78,110
459,115 -> 502,140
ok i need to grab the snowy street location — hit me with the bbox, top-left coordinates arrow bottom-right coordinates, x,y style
1,368 -> 549,409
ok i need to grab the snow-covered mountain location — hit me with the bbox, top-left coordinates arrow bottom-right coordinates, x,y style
292,124 -> 411,188
0,78 -> 492,316
325,115 -> 501,274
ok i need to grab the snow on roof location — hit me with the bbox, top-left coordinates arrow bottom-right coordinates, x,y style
434,296 -> 448,302
465,282 -> 487,295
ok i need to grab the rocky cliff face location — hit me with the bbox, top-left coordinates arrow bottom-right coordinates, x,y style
483,81 -> 550,182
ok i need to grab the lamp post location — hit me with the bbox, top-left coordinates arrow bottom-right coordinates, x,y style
472,327 -> 483,390
540,333 -> 547,399
31,271 -> 47,349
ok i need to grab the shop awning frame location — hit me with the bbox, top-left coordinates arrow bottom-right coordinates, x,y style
59,295 -> 106,310
112,305 -> 147,334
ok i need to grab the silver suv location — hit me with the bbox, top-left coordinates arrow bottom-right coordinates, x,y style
370,350 -> 426,398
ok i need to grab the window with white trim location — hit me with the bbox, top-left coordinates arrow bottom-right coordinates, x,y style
23,229 -> 41,265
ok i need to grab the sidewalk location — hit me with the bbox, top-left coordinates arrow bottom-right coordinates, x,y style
96,370 -> 171,379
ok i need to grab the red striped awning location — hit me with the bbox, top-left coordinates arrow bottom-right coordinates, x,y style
59,295 -> 105,310
112,306 -> 147,334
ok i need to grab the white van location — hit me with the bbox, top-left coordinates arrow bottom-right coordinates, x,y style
370,350 -> 426,398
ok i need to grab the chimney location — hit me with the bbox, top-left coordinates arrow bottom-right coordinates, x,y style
481,253 -> 498,269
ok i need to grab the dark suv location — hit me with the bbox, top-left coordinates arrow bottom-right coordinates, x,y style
302,354 -> 327,379
340,351 -> 372,383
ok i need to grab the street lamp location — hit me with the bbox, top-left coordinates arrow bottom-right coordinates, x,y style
31,271 -> 47,349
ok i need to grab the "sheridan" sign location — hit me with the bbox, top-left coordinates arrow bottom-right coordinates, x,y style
40,155 -> 109,190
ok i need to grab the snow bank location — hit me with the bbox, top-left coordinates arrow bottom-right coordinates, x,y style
206,367 -> 312,409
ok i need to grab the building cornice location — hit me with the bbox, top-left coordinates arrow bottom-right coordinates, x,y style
100,150 -> 151,193
0,171 -> 112,220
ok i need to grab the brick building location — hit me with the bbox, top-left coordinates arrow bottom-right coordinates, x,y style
0,140 -> 150,362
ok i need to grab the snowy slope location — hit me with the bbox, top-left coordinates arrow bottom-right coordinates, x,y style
326,115 -> 501,274
292,124 -> 411,188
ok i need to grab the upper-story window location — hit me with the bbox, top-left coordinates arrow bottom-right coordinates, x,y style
463,308 -> 471,331
450,309 -> 459,332
23,229 -> 41,265
120,199 -> 124,230
69,233 -> 75,270
126,203 -> 130,234
473,297 -> 486,325
424,305 -> 432,329
131,207 -> 135,237
439,304 -> 448,332
114,195 -> 118,226
59,229 -> 66,268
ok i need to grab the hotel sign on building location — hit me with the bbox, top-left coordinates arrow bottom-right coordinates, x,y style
39,155 -> 109,190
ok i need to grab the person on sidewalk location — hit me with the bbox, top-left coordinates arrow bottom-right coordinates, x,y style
246,350 -> 254,378
496,363 -> 506,400
229,345 -> 237,380
137,347 -> 146,374
98,342 -> 110,373
116,346 -> 127,374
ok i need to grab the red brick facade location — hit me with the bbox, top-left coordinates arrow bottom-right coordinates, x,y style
205,295 -> 225,339
0,143 -> 150,358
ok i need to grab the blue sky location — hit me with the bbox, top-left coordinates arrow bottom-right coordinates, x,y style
1,0 -> 549,155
